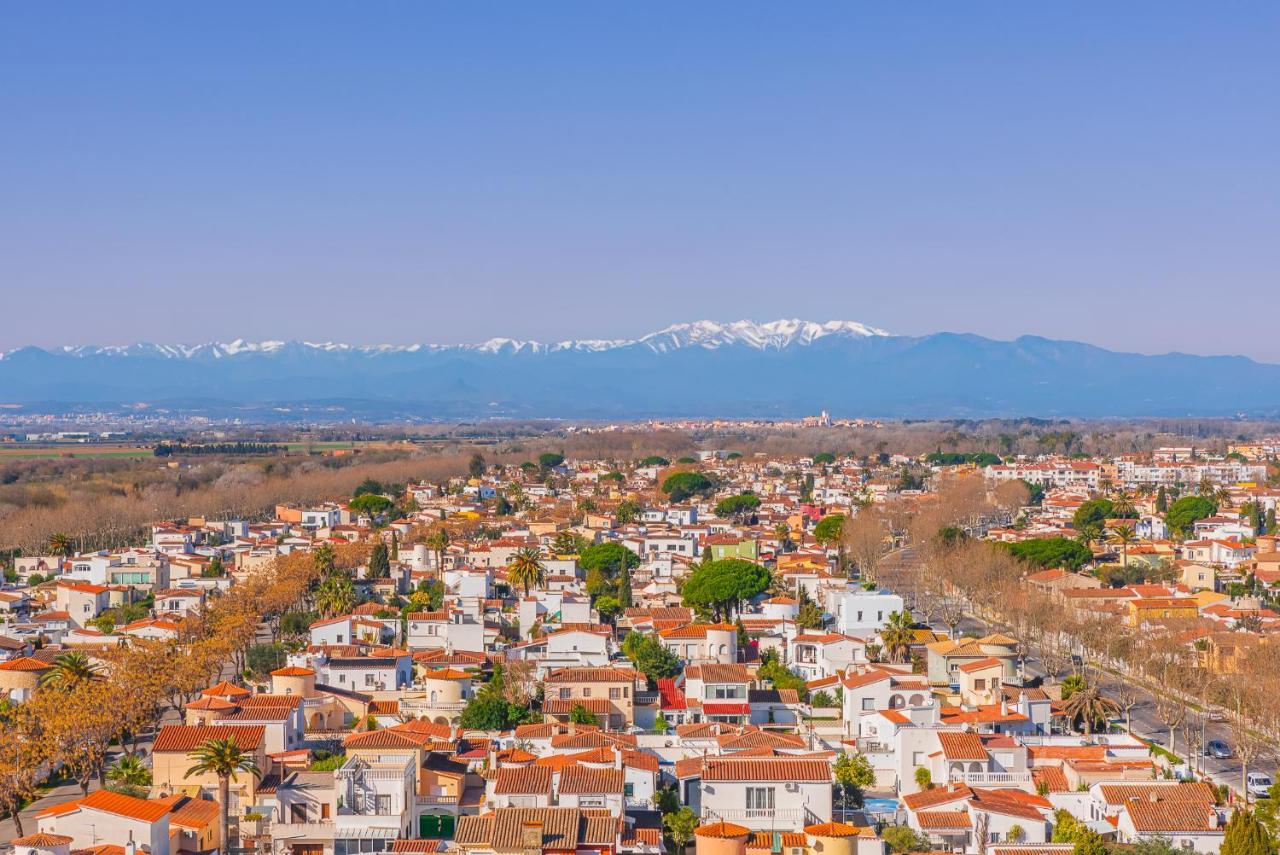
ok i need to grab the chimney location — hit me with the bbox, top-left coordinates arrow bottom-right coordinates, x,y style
521,821 -> 543,851
614,748 -> 623,770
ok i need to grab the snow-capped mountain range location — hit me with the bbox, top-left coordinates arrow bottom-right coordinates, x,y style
0,319 -> 890,360
1,319 -> 1277,419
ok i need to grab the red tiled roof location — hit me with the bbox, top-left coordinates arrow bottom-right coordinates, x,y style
916,810 -> 972,829
702,757 -> 830,783
153,725 -> 264,753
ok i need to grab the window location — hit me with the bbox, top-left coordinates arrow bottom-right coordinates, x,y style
583,688 -> 591,698
376,794 -> 391,814
862,698 -> 875,711
559,688 -> 571,700
610,688 -> 622,700
912,751 -> 924,766
973,679 -> 986,690
624,783 -> 634,797
856,611 -> 863,622
365,673 -> 377,686
745,787 -> 775,811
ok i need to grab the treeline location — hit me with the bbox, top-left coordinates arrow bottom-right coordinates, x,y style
877,482 -> 1280,798
0,547 -> 330,834
154,442 -> 286,457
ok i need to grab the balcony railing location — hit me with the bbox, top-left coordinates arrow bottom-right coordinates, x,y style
706,809 -> 805,825
853,738 -> 893,754
271,821 -> 337,840
416,794 -> 460,806
402,699 -> 468,712
957,771 -> 1033,786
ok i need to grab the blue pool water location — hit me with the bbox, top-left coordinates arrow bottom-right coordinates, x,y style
861,798 -> 900,815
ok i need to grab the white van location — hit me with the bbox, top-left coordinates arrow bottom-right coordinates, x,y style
1247,772 -> 1273,799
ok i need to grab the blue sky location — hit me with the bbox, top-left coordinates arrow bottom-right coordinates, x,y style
2,4 -> 1277,357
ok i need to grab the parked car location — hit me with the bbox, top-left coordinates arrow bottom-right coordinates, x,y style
1204,740 -> 1232,759
1247,772 -> 1273,799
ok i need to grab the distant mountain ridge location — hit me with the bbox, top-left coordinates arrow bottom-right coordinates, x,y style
1,319 -> 1276,419
0,319 -> 890,360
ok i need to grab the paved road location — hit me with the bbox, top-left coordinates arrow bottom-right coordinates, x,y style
880,543 -> 1278,796
941,612 -> 1276,799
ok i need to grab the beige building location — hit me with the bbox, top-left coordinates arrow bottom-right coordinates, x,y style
151,724 -> 269,812
0,656 -> 54,702
543,666 -> 644,730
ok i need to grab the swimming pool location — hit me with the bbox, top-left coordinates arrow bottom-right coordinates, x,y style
861,798 -> 900,816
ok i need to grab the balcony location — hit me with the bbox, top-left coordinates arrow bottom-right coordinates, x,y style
416,794 -> 460,807
402,699 -> 468,712
852,738 -> 893,754
705,809 -> 805,827
957,771 -> 1033,787
271,821 -> 336,840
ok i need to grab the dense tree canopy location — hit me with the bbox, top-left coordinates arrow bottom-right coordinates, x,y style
1165,495 -> 1217,536
661,471 -> 717,502
638,455 -> 669,467
1002,536 -> 1093,571
349,493 -> 394,518
813,513 -> 844,546
714,493 -> 761,521
680,558 -> 771,619
924,451 -> 1002,467
1073,498 -> 1128,531
621,631 -> 681,684
579,542 -> 640,576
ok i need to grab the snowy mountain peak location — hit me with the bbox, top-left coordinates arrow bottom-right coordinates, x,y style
1,319 -> 890,360
638,319 -> 888,353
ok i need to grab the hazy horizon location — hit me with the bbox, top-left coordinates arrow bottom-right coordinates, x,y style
3,4 -> 1277,357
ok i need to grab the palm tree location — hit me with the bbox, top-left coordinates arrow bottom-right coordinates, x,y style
314,572 -> 356,618
1108,525 -> 1137,568
773,522 -> 792,554
507,547 -> 546,596
47,532 -> 74,557
185,737 -> 261,851
1060,682 -> 1120,737
880,610 -> 916,664
425,528 -> 450,576
1077,522 -> 1103,552
39,650 -> 102,690
106,755 -> 152,796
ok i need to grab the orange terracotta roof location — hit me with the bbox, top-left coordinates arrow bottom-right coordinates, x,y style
153,724 -> 264,753
695,821 -> 751,839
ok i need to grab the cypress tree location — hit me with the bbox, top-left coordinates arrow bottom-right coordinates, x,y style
1223,809 -> 1273,855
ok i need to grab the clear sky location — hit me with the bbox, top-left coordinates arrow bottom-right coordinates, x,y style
2,4 -> 1277,358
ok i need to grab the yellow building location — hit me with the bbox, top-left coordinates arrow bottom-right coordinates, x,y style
151,725 -> 269,810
